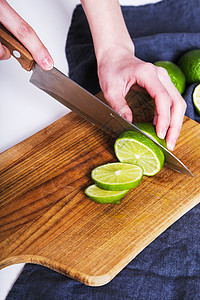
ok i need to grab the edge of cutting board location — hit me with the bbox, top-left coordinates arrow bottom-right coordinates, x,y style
0,90 -> 200,286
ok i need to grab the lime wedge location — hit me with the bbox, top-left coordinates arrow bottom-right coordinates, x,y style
114,131 -> 165,176
91,162 -> 143,191
85,184 -> 128,204
193,84 -> 200,115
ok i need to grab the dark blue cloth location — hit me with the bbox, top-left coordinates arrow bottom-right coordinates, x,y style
7,1 -> 200,299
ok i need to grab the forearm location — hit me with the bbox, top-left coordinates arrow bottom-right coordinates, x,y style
80,0 -> 134,62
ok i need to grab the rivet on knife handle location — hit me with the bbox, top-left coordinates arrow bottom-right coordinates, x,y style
0,23 -> 34,71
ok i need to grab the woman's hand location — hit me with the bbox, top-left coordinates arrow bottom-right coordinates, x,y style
81,0 -> 186,151
97,47 -> 187,151
0,0 -> 53,70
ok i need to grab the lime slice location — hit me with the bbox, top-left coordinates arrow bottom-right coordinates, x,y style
193,84 -> 200,115
114,131 -> 165,176
136,122 -> 167,148
154,61 -> 186,94
91,162 -> 143,191
85,184 -> 128,204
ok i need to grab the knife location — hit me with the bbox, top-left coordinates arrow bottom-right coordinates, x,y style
0,24 -> 194,177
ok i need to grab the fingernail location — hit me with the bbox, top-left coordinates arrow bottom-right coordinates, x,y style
167,140 -> 175,151
158,127 -> 166,140
41,57 -> 53,70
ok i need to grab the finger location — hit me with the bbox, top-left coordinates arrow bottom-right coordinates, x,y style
136,64 -> 172,139
103,85 -> 133,122
165,99 -> 186,150
0,1 -> 53,70
156,67 -> 187,150
0,42 -> 11,60
153,110 -> 158,125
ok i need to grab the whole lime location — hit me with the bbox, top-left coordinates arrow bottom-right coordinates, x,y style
154,61 -> 186,94
177,49 -> 200,84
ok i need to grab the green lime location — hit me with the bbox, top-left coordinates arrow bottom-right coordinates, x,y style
177,49 -> 200,84
85,184 -> 128,204
154,61 -> 186,94
91,162 -> 143,191
114,131 -> 165,176
136,122 -> 167,148
193,84 -> 200,115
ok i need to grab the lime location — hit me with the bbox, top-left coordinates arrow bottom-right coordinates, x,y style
91,162 -> 143,191
154,61 -> 186,94
136,122 -> 167,148
193,84 -> 200,115
177,49 -> 200,84
85,184 -> 128,204
114,131 -> 165,176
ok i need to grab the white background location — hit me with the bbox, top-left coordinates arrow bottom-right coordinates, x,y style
0,1 -> 160,299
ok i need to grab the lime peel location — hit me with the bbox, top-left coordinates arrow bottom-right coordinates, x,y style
85,184 -> 129,204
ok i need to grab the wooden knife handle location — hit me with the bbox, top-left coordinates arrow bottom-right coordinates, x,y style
0,23 -> 35,71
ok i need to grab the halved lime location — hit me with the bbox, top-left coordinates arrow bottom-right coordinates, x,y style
85,184 -> 128,204
193,84 -> 200,115
91,162 -> 143,191
114,131 -> 165,176
136,122 -> 167,148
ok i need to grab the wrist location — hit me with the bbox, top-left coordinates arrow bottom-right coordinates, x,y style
81,0 -> 135,63
96,43 -> 135,70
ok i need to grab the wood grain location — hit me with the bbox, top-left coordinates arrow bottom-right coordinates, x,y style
0,90 -> 199,286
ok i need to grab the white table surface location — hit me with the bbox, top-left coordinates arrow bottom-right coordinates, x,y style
0,1 -> 160,299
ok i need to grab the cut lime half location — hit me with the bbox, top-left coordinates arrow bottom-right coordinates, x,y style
114,131 -> 165,176
193,84 -> 200,115
91,162 -> 143,191
85,184 -> 128,204
136,122 -> 167,148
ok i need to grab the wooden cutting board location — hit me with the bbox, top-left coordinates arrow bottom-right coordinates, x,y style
0,90 -> 199,286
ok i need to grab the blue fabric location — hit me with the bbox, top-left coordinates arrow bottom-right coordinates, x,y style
7,1 -> 200,299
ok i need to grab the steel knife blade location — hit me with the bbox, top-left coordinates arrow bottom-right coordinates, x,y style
0,23 -> 194,177
30,65 -> 194,177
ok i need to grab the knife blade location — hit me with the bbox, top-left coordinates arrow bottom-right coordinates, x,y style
0,24 -> 194,177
